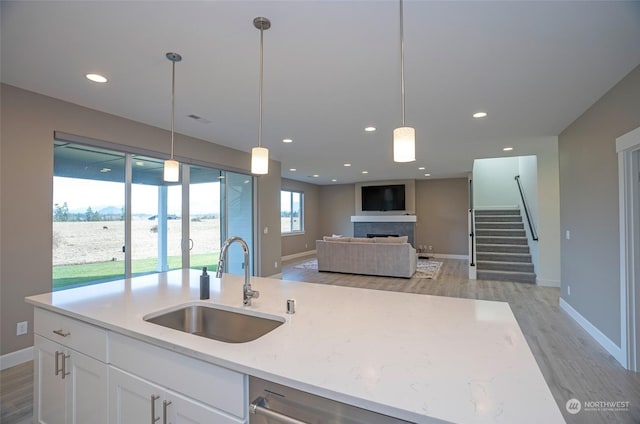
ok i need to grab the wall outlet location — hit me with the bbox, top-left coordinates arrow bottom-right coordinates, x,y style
428,245 -> 433,251
274,261 -> 278,269
566,230 -> 571,240
305,243 -> 308,249
567,286 -> 571,296
16,321 -> 28,336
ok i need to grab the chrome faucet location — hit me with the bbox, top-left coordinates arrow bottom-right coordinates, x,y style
216,236 -> 259,306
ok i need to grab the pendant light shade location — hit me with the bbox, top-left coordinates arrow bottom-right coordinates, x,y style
393,126 -> 416,162
251,17 -> 271,175
163,159 -> 180,182
163,52 -> 182,182
251,147 -> 269,175
393,0 -> 416,163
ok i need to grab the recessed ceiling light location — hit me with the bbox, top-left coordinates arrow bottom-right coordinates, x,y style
503,147 -> 514,151
473,112 -> 488,118
344,163 -> 352,167
312,174 -> 319,178
282,138 -> 293,143
86,73 -> 108,83
418,167 -> 425,170
331,179 -> 337,182
424,173 -> 431,177
100,167 -> 111,173
135,161 -> 145,166
289,168 -> 297,171
362,171 -> 368,174
365,126 -> 376,132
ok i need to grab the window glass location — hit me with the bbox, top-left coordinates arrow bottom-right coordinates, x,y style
53,142 -> 125,290
281,190 -> 304,234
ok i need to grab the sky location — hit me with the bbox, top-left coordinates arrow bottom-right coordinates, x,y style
53,177 -> 220,216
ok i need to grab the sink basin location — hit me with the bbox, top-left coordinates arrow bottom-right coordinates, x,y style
144,304 -> 284,343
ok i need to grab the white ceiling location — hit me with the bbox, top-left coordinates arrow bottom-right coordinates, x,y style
2,1 -> 640,184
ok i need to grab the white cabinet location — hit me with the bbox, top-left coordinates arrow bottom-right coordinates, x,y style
34,319 -> 108,424
108,332 -> 246,424
33,308 -> 247,424
110,367 -> 241,424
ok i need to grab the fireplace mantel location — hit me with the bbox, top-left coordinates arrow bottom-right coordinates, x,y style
350,215 -> 417,223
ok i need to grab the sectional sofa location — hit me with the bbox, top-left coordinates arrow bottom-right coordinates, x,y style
316,236 -> 417,278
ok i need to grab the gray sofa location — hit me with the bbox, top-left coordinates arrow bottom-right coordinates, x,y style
316,236 -> 417,278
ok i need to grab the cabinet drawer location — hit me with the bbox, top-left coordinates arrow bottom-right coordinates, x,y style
109,332 -> 246,419
34,308 -> 108,362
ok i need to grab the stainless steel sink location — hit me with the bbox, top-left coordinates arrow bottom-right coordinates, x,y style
144,304 -> 284,343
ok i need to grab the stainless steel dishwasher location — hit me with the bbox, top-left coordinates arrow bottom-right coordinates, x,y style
249,376 -> 414,424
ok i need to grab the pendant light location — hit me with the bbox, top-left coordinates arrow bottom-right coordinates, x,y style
251,17 -> 271,175
163,52 -> 182,182
393,0 -> 416,163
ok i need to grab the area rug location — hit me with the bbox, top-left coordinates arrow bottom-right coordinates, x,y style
293,258 -> 442,279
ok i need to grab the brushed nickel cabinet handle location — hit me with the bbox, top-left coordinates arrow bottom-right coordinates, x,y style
54,351 -> 62,376
53,329 -> 70,337
162,400 -> 172,424
150,395 -> 160,423
61,353 -> 70,379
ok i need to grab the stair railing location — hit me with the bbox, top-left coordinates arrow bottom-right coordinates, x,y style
514,175 -> 539,241
469,178 -> 476,266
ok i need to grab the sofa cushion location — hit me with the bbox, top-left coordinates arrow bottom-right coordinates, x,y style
350,237 -> 374,243
373,236 -> 408,244
323,236 -> 351,242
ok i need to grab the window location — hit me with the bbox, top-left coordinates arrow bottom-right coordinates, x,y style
53,137 -> 254,291
281,190 -> 303,234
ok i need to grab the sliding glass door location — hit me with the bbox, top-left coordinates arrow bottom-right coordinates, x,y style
53,138 -> 254,290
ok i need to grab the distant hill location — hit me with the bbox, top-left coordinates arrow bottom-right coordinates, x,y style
100,206 -> 122,215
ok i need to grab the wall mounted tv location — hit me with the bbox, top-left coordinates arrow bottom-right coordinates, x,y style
361,184 -> 406,211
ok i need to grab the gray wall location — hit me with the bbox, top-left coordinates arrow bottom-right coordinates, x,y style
559,64 -> 640,346
415,178 -> 469,256
281,178 -> 321,257
0,84 -> 281,355
319,184 -> 356,238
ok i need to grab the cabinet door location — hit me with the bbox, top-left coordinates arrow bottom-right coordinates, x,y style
167,390 -> 243,424
35,335 -> 66,424
110,367 -> 244,424
110,367 -> 159,424
68,349 -> 108,424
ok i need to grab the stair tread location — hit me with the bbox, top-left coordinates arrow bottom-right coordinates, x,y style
477,269 -> 536,276
477,260 -> 533,265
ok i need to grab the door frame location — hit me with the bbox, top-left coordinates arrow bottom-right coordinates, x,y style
617,126 -> 640,372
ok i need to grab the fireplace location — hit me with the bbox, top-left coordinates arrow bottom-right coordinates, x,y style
351,215 -> 416,247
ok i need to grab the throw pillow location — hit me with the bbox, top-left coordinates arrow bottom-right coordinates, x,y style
323,236 -> 351,242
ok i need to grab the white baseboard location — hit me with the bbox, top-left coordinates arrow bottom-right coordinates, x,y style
536,278 -> 560,287
281,250 -> 316,262
266,272 -> 282,279
1,346 -> 33,370
559,298 -> 625,367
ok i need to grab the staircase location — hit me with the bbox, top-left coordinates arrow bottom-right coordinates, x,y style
474,209 -> 536,284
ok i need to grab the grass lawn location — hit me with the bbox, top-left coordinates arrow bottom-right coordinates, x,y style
53,253 -> 219,290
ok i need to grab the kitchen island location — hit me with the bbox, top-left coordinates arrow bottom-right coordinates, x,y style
26,269 -> 565,423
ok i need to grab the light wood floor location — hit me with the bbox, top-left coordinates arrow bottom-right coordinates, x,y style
2,258 -> 638,424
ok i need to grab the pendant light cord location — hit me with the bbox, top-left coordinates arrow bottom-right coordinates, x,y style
258,25 -> 264,149
170,59 -> 176,160
400,0 -> 406,127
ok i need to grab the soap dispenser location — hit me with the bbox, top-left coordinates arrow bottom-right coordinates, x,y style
200,267 -> 210,300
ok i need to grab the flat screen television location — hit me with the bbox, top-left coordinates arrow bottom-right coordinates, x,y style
361,184 -> 406,211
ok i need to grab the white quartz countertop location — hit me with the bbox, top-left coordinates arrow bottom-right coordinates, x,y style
26,269 -> 565,424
